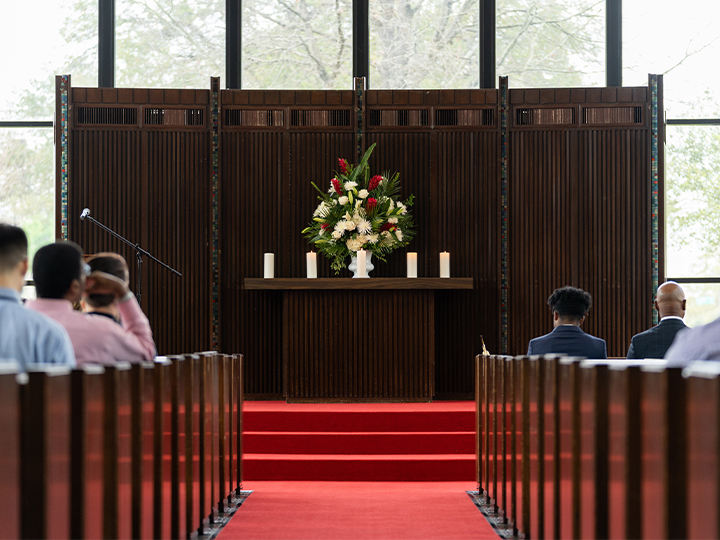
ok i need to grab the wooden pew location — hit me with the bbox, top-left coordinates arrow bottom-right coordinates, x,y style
152,357 -> 173,540
640,363 -> 686,540
684,361 -> 720,540
130,361 -> 156,539
69,364 -> 106,539
0,362 -> 22,540
233,353 -> 244,498
20,366 -> 73,539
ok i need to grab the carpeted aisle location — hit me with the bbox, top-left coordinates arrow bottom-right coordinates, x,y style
217,481 -> 500,540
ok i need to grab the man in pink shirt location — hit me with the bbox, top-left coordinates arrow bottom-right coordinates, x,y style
27,241 -> 156,365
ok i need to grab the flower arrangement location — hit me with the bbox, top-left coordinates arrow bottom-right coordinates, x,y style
302,143 -> 416,273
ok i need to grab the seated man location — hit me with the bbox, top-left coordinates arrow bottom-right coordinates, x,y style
626,281 -> 687,359
0,223 -> 75,370
665,314 -> 720,365
27,241 -> 156,365
82,253 -> 130,323
527,286 -> 607,358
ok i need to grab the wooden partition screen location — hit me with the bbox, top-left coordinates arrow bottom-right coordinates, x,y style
59,76 -> 659,399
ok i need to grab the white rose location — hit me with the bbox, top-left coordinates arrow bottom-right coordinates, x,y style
358,189 -> 369,199
338,196 -> 349,205
388,217 -> 398,224
332,230 -> 343,239
345,220 -> 356,231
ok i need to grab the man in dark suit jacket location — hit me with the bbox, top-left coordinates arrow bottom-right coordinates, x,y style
626,281 -> 687,359
527,286 -> 607,358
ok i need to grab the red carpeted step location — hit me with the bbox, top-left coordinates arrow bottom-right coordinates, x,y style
244,431 -> 474,454
243,453 -> 476,481
243,401 -> 476,481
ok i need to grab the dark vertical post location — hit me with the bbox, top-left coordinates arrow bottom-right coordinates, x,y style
226,0 -> 242,88
98,0 -> 115,87
479,0 -> 496,88
353,0 -> 369,85
606,0 -> 622,86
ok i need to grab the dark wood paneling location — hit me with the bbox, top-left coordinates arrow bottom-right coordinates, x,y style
284,289 -> 435,401
507,127 -> 651,357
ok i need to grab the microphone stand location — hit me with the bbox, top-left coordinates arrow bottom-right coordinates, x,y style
80,212 -> 182,305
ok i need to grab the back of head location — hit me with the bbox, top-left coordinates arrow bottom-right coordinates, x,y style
0,223 -> 28,274
655,281 -> 686,318
33,241 -> 84,299
85,253 -> 129,308
548,286 -> 593,322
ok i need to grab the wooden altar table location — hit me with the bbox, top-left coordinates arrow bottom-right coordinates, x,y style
244,278 -> 474,402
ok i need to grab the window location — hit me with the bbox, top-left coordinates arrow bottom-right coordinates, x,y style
242,0 -> 352,89
369,0 -> 479,89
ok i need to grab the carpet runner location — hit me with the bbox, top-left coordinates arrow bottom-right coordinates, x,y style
217,481 -> 500,540
243,401 -> 475,481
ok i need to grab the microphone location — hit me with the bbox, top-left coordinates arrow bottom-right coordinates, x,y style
80,208 -> 90,220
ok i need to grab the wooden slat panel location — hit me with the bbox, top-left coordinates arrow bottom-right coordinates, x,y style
284,289 -> 434,400
507,126 -> 652,357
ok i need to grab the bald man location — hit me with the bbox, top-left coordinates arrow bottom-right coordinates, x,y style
626,281 -> 687,359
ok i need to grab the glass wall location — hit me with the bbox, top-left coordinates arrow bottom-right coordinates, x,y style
116,0 -> 225,88
242,0 -> 352,89
369,0 -> 479,88
497,0 -> 605,88
623,0 -> 720,118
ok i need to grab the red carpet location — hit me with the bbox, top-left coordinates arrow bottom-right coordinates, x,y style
243,401 -> 475,481
217,481 -> 500,540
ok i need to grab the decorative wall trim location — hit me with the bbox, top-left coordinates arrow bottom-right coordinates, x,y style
500,76 -> 509,354
651,75 -> 660,326
211,77 -> 220,349
60,75 -> 69,241
354,77 -> 365,162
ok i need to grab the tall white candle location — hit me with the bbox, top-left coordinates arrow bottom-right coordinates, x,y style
357,249 -> 367,278
306,251 -> 317,279
439,251 -> 450,278
263,253 -> 275,279
407,252 -> 418,278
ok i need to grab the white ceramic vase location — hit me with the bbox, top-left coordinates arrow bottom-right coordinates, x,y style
348,252 -> 374,278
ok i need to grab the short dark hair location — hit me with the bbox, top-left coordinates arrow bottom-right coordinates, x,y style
85,254 -> 128,308
548,286 -> 593,321
32,241 -> 84,299
0,223 -> 28,273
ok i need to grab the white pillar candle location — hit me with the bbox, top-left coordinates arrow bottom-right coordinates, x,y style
263,253 -> 275,279
407,252 -> 417,278
306,251 -> 317,279
439,251 -> 450,278
357,249 -> 367,278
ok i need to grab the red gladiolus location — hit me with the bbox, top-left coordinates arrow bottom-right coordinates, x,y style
338,158 -> 348,174
332,178 -> 343,195
366,197 -> 378,212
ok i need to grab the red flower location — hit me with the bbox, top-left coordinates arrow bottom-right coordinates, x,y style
368,175 -> 383,191
321,223 -> 329,229
380,222 -> 396,232
332,178 -> 343,195
338,158 -> 348,174
366,197 -> 378,212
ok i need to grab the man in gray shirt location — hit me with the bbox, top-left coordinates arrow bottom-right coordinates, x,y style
0,223 -> 75,370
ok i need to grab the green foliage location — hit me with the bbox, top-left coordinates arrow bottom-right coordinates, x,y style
302,143 -> 416,273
